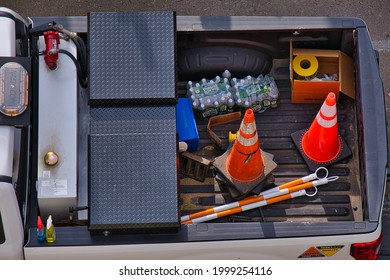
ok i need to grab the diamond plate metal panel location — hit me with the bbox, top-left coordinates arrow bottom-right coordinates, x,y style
89,133 -> 178,229
88,12 -> 177,105
88,106 -> 179,232
90,106 -> 176,135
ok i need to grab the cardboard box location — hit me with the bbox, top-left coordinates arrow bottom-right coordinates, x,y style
290,42 -> 355,103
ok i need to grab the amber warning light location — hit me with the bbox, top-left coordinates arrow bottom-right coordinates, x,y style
0,62 -> 29,117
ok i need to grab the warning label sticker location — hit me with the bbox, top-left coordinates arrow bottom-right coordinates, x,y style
316,245 -> 344,257
298,247 -> 325,258
38,178 -> 68,196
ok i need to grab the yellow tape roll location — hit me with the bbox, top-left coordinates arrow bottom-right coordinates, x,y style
293,55 -> 319,80
228,131 -> 237,142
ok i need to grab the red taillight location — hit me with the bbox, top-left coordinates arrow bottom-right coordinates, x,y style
350,232 -> 382,260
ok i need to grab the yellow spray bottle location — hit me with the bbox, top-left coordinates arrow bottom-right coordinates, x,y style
46,215 -> 56,243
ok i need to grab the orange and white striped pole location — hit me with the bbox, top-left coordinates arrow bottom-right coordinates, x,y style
180,185 -> 286,223
182,189 -> 307,225
180,167 -> 329,223
181,175 -> 338,224
260,167 -> 328,196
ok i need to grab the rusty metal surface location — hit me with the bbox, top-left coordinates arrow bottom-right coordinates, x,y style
180,152 -> 211,182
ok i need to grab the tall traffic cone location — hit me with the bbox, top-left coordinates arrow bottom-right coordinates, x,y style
226,109 -> 264,181
291,92 -> 351,172
213,109 -> 277,199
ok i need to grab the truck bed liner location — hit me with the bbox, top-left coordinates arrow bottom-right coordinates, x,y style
179,74 -> 362,223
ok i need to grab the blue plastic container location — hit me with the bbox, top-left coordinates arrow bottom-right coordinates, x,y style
176,98 -> 199,151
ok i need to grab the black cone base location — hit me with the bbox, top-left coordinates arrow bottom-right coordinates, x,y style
291,128 -> 352,172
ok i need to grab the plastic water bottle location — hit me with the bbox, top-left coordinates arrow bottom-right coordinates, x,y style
192,99 -> 200,109
223,70 -> 231,79
227,98 -> 235,112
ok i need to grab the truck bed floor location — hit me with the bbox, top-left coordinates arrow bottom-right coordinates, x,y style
179,77 -> 362,223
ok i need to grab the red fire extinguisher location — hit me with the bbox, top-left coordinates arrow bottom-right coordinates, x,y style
43,31 -> 60,70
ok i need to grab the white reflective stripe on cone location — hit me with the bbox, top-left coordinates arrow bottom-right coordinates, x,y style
316,113 -> 337,128
320,102 -> 336,118
240,121 -> 256,135
237,131 -> 258,146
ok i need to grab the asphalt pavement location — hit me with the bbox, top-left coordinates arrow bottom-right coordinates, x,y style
1,0 -> 389,259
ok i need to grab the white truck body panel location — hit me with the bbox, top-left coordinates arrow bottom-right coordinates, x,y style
24,225 -> 381,260
0,11 -> 15,178
0,126 -> 14,177
0,182 -> 24,260
0,8 -> 24,260
36,38 -> 78,221
0,15 -> 15,57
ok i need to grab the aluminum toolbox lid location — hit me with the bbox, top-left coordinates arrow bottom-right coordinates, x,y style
88,11 -> 177,106
88,106 -> 179,233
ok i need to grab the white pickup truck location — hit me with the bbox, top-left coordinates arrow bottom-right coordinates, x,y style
0,7 -> 387,259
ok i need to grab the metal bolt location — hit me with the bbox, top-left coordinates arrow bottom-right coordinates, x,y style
44,151 -> 59,166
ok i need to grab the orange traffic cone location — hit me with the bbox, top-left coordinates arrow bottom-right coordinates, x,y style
302,92 -> 340,162
226,109 -> 264,182
291,92 -> 351,171
213,109 -> 277,198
